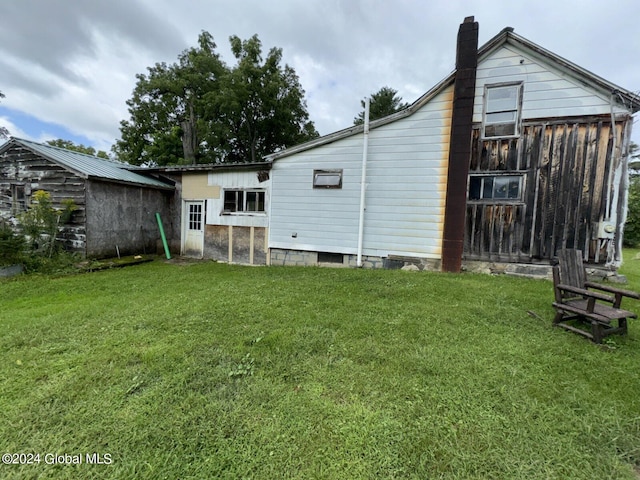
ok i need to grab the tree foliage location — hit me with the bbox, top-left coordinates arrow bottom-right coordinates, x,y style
115,32 -> 318,166
354,86 -> 409,125
624,141 -> 640,247
46,139 -> 109,159
0,91 -> 9,139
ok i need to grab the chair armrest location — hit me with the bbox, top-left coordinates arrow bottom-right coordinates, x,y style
585,282 -> 640,300
556,284 -> 615,303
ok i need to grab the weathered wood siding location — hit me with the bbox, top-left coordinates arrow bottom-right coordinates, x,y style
85,180 -> 173,258
465,118 -> 628,263
0,145 -> 87,253
269,85 -> 453,259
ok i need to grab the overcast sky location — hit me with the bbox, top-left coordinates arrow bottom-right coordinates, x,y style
0,0 -> 638,154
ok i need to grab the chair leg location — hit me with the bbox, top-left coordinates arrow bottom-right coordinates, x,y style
553,311 -> 564,325
619,318 -> 628,335
591,321 -> 603,344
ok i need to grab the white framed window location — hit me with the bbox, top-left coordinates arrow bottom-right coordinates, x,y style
483,83 -> 523,138
313,169 -> 342,189
223,190 -> 266,214
468,174 -> 524,201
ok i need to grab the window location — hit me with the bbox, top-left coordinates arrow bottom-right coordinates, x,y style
318,252 -> 344,264
188,203 -> 203,230
313,169 -> 342,189
11,184 -> 27,216
483,83 -> 522,138
223,190 -> 265,214
469,175 -> 523,201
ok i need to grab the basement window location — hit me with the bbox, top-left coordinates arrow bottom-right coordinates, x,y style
318,252 -> 344,264
468,175 -> 523,201
313,169 -> 343,189
483,83 -> 522,138
223,190 -> 265,214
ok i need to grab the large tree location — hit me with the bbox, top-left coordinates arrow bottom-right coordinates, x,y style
213,35 -> 318,163
354,86 -> 409,125
116,32 -> 226,165
115,32 -> 317,166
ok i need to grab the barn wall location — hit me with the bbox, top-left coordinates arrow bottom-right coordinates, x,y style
0,145 -> 87,254
85,180 -> 173,258
269,84 -> 453,260
464,118 -> 629,264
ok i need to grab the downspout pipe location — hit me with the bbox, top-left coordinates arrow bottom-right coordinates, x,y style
357,97 -> 370,267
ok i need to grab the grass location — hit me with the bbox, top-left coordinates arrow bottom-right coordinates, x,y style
1,253 -> 640,479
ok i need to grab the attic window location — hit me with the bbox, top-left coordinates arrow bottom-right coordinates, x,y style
313,170 -> 342,189
483,83 -> 522,138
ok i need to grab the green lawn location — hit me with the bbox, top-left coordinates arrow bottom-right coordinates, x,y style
1,252 -> 640,479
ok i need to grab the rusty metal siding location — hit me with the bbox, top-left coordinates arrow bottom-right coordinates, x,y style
464,118 -> 629,264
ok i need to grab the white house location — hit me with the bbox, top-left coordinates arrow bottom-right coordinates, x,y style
265,17 -> 640,272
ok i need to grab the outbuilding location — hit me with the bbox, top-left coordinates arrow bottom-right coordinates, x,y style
0,137 -> 175,258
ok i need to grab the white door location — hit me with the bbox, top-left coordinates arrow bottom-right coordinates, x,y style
183,201 -> 204,257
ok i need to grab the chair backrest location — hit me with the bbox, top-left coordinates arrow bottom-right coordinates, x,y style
553,249 -> 587,301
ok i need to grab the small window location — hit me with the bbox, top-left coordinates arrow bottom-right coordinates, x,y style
483,83 -> 522,138
223,190 -> 266,214
318,252 -> 344,264
469,175 -> 523,201
11,185 -> 27,215
313,170 -> 342,189
188,203 -> 203,231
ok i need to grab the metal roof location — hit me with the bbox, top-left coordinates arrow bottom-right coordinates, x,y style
1,138 -> 173,190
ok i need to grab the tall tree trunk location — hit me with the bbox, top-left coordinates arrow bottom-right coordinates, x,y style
181,100 -> 197,164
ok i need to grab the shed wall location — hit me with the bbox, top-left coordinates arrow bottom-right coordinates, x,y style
0,145 -> 87,254
85,180 -> 173,258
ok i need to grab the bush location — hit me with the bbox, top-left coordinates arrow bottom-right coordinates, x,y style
0,220 -> 26,266
624,175 -> 640,247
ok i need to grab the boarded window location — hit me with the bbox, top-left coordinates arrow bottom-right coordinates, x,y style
469,175 -> 523,201
11,184 -> 27,215
313,170 -> 342,189
483,83 -> 522,138
223,190 -> 266,213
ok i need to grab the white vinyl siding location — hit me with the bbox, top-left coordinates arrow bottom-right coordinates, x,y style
205,170 -> 269,227
269,85 -> 453,259
474,44 -> 627,123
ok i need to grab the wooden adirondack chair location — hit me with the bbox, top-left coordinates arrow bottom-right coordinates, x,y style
552,249 -> 639,343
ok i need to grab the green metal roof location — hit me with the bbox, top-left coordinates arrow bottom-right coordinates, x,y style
1,138 -> 173,190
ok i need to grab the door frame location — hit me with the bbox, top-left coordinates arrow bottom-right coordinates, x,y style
181,199 -> 205,257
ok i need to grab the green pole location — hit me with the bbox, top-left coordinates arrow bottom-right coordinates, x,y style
155,213 -> 171,259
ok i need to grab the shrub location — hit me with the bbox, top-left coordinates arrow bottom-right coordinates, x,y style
0,220 -> 26,266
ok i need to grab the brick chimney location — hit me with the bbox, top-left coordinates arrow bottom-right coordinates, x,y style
441,16 -> 478,273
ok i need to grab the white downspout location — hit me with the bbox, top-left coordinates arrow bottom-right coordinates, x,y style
356,98 -> 370,267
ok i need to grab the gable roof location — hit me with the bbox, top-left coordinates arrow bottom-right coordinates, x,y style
266,25 -> 640,162
0,137 -> 173,190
